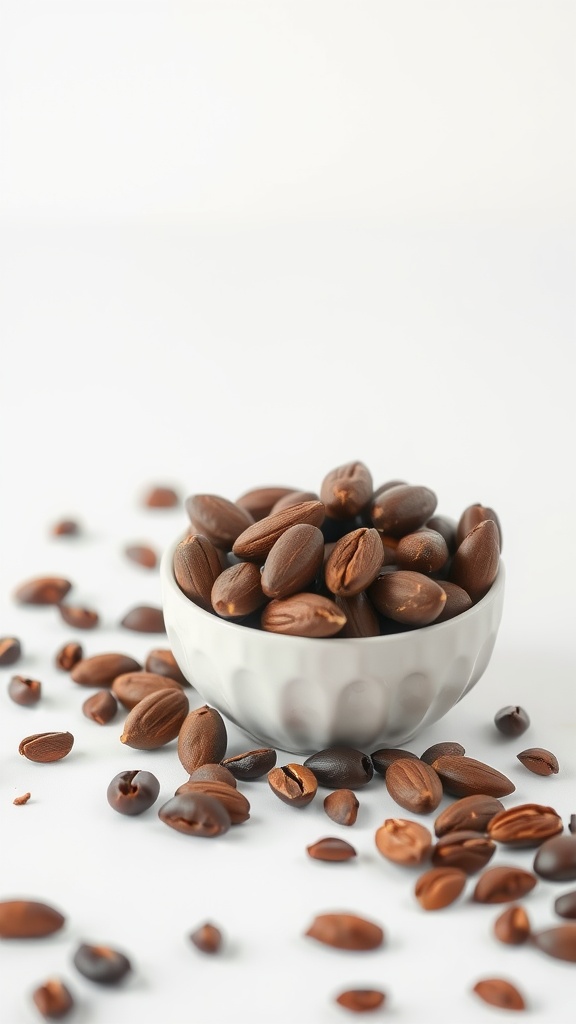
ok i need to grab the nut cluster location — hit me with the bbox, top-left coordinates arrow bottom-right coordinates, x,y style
173,461 -> 502,637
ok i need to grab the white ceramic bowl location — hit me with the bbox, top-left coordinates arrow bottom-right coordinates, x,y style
160,536 -> 505,755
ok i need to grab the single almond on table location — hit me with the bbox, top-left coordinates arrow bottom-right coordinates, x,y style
121,688 -> 189,749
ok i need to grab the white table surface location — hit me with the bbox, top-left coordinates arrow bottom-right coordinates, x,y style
1,3 -> 575,1021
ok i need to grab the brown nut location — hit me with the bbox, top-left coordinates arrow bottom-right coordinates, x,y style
268,764 -> 318,807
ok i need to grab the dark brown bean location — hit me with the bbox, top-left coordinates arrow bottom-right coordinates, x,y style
303,747 -> 374,789
334,592 -> 381,638
120,605 -> 165,633
434,581 -> 473,622
434,795 -> 505,837
323,789 -> 359,826
531,925 -> 576,962
431,755 -> 515,798
58,605 -> 99,630
261,524 -> 325,599
174,780 -> 250,824
71,653 -> 142,687
188,764 -> 237,787
473,866 -> 537,903
112,671 -> 183,710
189,922 -> 223,953
186,493 -> 255,548
0,900 -> 65,938
449,519 -> 500,602
415,866 -> 467,910
395,529 -> 449,574
124,544 -> 157,569
236,485 -> 298,520
370,484 -> 437,537
517,747 -> 559,776
368,570 -> 446,626
324,527 -> 383,597
569,814 -> 576,835
472,978 -> 525,1012
73,943 -> 132,984
0,636 -> 21,666
306,837 -> 357,862
19,732 -> 74,763
494,705 -> 530,737
268,764 -> 318,807
14,576 -> 73,605
457,503 -> 502,549
8,675 -> 42,706
320,461 -> 373,519
305,912 -> 383,950
533,835 -> 576,881
55,641 -> 83,671
158,793 -> 231,836
375,818 -> 432,866
385,758 -> 443,814
270,490 -> 320,514
554,891 -> 576,919
178,705 -> 228,775
493,904 -> 531,945
232,500 -> 326,562
426,514 -> 457,553
107,770 -> 160,815
420,741 -> 465,765
370,747 -> 419,776
32,977 -> 75,1019
431,831 -> 496,875
82,690 -> 118,725
221,748 -> 277,780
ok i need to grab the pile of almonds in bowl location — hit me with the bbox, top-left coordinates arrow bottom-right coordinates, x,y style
173,460 -> 502,637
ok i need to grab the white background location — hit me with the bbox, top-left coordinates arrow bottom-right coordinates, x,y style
1,2 -> 575,1022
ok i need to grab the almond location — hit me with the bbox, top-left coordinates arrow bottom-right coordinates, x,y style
185,494 -> 254,548
178,705 -> 228,774
112,671 -> 183,710
432,755 -> 515,798
211,561 -> 266,618
235,486 -> 297,520
319,461 -> 373,519
370,484 -> 437,537
71,653 -> 142,687
232,500 -> 325,562
174,780 -> 250,823
173,533 -> 222,611
120,688 -> 189,749
324,527 -> 383,597
368,570 -> 446,626
261,523 -> 324,599
261,593 -> 346,638
449,519 -> 500,602
385,758 -> 443,814
18,731 -> 74,763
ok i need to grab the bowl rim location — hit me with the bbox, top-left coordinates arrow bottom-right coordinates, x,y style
160,533 -> 505,646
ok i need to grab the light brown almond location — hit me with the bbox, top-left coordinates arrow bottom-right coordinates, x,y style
472,978 -> 525,1011
375,818 -> 433,865
432,755 -> 515,798
71,653 -> 142,687
18,732 -> 74,763
185,494 -> 254,548
385,758 -> 443,814
173,533 -> 222,611
232,500 -> 326,562
0,900 -> 66,938
112,671 -> 183,710
13,576 -> 73,605
261,593 -> 346,638
121,688 -> 189,749
415,866 -> 467,910
305,912 -> 383,950
473,865 -> 537,903
487,804 -> 563,847
211,561 -> 267,617
178,705 -> 228,774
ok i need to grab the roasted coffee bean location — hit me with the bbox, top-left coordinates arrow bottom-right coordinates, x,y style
395,529 -> 449,574
370,484 -> 437,537
324,527 -> 383,597
236,485 -> 297,520
554,891 -> 576,919
71,652 -> 142,687
174,780 -> 250,824
320,461 -> 373,520
487,804 -> 563,848
14,576 -> 72,605
0,900 -> 65,938
232,500 -> 325,562
58,605 -> 99,629
375,818 -> 432,866
533,834 -> 576,881
8,675 -> 41,706
144,648 -> 188,686
306,837 -> 357,862
32,977 -> 74,1019
457,503 -> 503,549
370,747 -> 419,776
431,831 -> 496,875
158,793 -> 231,836
303,747 -> 374,789
0,636 -> 21,666
434,582 -> 473,622
385,758 -> 443,814
112,671 -> 183,710
493,704 -> 530,737
431,755 -> 515,798
426,514 -> 457,553
121,688 -> 189,749
211,561 -> 266,617
221,748 -> 277,780
124,544 -> 157,569
120,604 -> 165,633
414,866 -> 467,910
51,519 -> 80,537
324,789 -> 359,826
268,764 -> 318,806
305,912 -> 383,950
19,732 -> 74,763
449,519 -> 500,603
261,524 -> 325,599
144,485 -> 179,508
173,533 -> 223,611
472,978 -> 525,1012
531,925 -> 576,962
13,792 -> 31,805
73,943 -> 132,984
55,641 -> 83,671
189,763 -> 237,787
186,493 -> 255,548
517,747 -> 559,776
178,705 -> 228,774
473,866 -> 537,903
107,770 -> 160,815
420,741 -> 465,765
334,592 -> 380,637
262,593 -> 346,637
82,690 -> 118,725
368,570 -> 446,626
493,904 -> 531,945
335,989 -> 385,1013
189,922 -> 223,954
270,490 -> 320,514
434,794 -> 505,837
